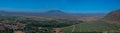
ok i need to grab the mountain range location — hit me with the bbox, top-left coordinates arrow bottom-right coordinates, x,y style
0,9 -> 106,17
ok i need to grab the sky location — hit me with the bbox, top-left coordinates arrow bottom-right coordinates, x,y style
0,0 -> 120,13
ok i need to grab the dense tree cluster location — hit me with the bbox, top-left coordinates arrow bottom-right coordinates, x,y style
20,19 -> 83,28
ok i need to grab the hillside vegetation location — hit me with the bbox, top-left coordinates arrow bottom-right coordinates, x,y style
62,20 -> 120,33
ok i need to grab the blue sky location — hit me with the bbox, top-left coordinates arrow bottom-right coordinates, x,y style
0,0 -> 120,13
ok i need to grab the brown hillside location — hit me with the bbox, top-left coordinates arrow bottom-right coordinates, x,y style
104,9 -> 120,24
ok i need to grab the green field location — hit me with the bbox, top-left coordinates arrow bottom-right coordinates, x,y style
62,20 -> 120,33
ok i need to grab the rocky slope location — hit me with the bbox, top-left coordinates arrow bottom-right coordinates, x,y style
103,9 -> 120,24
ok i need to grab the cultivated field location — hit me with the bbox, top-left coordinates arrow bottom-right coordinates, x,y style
62,20 -> 120,33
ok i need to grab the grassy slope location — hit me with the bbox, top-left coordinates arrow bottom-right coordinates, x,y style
62,20 -> 120,32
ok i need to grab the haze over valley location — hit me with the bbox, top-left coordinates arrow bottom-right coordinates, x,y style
0,0 -> 120,33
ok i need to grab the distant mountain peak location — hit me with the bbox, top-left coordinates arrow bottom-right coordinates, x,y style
46,9 -> 65,14
0,10 -> 6,13
47,9 -> 64,13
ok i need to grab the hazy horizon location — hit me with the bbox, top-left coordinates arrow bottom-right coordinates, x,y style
0,0 -> 120,13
